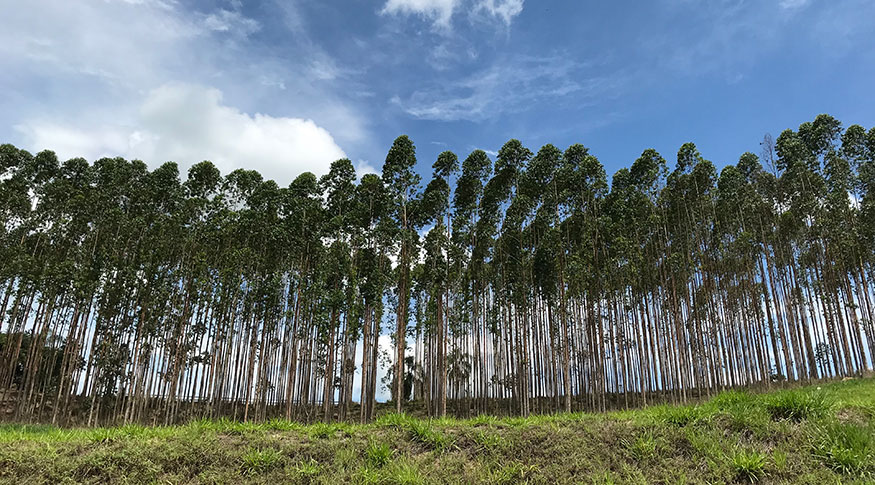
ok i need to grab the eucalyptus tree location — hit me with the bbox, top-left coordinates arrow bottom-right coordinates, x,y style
3,114 -> 875,426
381,136 -> 422,412
419,151 -> 458,416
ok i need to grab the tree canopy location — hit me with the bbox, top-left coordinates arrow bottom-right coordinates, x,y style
1,115 -> 874,425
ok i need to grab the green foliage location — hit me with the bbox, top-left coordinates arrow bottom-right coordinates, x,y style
657,405 -> 703,426
240,448 -> 283,475
365,441 -> 392,468
406,420 -> 451,451
376,412 -> 414,428
1,379 -> 875,484
490,461 -> 539,484
473,430 -> 504,452
811,422 -> 874,476
383,461 -> 424,485
623,430 -> 658,460
766,389 -> 834,421
731,449 -> 767,482
470,414 -> 498,426
290,458 -> 321,478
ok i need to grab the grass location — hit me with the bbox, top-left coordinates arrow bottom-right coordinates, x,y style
0,378 -> 873,484
365,440 -> 392,467
811,421 -> 874,476
240,447 -> 283,475
765,388 -> 834,421
730,448 -> 767,482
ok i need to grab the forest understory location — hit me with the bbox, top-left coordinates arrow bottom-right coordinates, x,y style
1,378 -> 873,484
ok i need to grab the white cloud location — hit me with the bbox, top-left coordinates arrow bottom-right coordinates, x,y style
0,0 -> 376,181
382,0 -> 460,28
396,55 -> 622,121
16,83 -> 349,183
202,9 -> 260,36
355,160 -> 380,180
381,0 -> 524,29
474,0 -> 524,25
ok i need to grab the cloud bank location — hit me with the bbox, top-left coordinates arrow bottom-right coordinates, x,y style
16,84 -> 348,182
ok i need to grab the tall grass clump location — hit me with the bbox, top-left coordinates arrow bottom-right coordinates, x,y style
407,420 -> 451,451
811,422 -> 874,476
365,441 -> 393,468
765,389 -> 833,421
731,449 -> 767,482
240,448 -> 283,475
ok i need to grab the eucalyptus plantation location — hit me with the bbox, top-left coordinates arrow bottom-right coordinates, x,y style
0,114 -> 873,425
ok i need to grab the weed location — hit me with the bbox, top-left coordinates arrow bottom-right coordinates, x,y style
658,405 -> 702,426
308,422 -> 337,439
731,449 -> 767,482
685,428 -> 723,460
470,414 -> 498,426
811,422 -> 874,476
376,412 -> 413,428
291,458 -> 321,477
474,430 -> 503,451
240,448 -> 282,475
407,420 -> 451,450
765,389 -> 833,421
710,389 -> 757,408
623,431 -> 658,460
772,450 -> 788,472
265,418 -> 302,432
592,470 -> 616,484
355,465 -> 382,484
365,441 -> 392,468
385,461 -> 423,485
491,461 -> 539,484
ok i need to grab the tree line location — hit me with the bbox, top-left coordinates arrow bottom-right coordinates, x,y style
1,114 -> 874,426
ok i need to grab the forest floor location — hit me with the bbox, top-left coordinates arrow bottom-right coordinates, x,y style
1,379 -> 874,484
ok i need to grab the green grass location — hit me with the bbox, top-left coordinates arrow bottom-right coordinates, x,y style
765,388 -> 834,421
811,421 -> 874,476
1,378 -> 874,484
730,448 -> 767,482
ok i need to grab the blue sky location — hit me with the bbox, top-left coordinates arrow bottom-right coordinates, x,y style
2,0 -> 874,184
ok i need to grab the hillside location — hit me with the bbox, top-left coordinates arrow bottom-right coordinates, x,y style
1,378 -> 873,484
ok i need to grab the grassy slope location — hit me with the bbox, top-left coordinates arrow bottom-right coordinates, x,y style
1,379 -> 873,484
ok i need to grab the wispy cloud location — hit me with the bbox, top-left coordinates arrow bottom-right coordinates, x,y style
394,55 -> 625,121
779,0 -> 810,9
201,8 -> 260,37
473,0 -> 524,26
381,0 -> 460,28
381,0 -> 524,30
